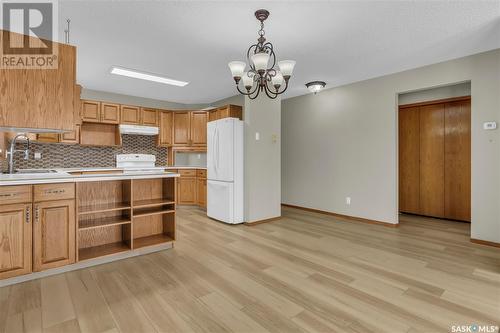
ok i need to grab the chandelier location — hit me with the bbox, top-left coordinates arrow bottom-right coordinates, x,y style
228,9 -> 296,100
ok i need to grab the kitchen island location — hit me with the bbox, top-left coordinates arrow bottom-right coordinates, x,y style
0,170 -> 179,286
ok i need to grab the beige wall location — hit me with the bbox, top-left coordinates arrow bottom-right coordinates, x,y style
210,94 -> 244,107
282,49 -> 500,243
245,95 -> 281,222
398,81 -> 471,105
81,89 -> 205,110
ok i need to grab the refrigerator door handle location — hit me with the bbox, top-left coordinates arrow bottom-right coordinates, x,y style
212,127 -> 218,174
216,127 -> 220,171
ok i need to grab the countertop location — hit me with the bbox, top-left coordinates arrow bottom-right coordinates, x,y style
167,166 -> 207,170
0,167 -> 180,186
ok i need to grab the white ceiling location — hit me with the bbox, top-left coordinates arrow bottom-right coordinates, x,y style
59,1 -> 500,105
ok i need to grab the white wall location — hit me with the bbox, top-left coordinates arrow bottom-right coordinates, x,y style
282,49 -> 500,243
398,82 -> 471,105
245,95 -> 281,222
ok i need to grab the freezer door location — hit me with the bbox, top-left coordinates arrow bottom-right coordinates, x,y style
207,180 -> 235,223
215,119 -> 235,182
207,121 -> 217,180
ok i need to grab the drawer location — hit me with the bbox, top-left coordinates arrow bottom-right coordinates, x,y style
196,169 -> 207,178
178,169 -> 196,177
34,183 -> 75,202
0,185 -> 32,204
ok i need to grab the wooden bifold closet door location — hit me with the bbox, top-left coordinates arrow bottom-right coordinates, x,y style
398,97 -> 470,222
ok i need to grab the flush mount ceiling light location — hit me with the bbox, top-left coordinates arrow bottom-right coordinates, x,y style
228,9 -> 296,100
110,66 -> 189,87
305,81 -> 326,94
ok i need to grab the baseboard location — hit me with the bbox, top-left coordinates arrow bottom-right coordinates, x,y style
0,242 -> 173,288
281,203 -> 398,228
245,216 -> 282,226
470,238 -> 500,248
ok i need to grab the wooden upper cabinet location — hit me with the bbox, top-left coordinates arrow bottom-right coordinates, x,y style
36,133 -> 59,143
101,103 -> 120,124
74,85 -> 82,125
142,108 -> 158,126
60,125 -> 80,144
0,203 -> 32,280
208,111 -> 218,122
159,111 -> 173,146
208,104 -> 243,122
190,111 -> 208,146
121,105 -> 141,125
171,111 -> 207,147
0,36 -> 78,131
33,199 -> 76,272
81,100 -> 101,123
173,112 -> 191,146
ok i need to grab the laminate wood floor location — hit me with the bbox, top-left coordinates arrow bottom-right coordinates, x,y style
1,207 -> 499,333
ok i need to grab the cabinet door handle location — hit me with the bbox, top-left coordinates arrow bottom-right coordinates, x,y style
35,206 -> 40,222
25,207 -> 30,224
45,189 -> 65,194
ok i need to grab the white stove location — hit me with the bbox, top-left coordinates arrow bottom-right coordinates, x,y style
116,154 -> 166,174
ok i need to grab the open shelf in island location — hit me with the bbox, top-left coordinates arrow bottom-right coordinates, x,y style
78,241 -> 131,261
75,177 -> 176,262
131,178 -> 176,249
79,201 -> 131,215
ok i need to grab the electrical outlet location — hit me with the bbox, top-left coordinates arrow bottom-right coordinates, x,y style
34,152 -> 42,160
197,154 -> 201,159
346,197 -> 351,205
255,132 -> 260,141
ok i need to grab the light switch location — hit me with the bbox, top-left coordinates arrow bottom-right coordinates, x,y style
255,132 -> 260,141
483,122 -> 497,130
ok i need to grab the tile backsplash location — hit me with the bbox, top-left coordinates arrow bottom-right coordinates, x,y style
1,135 -> 167,171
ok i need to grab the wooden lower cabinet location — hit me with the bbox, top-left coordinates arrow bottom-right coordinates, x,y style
197,178 -> 207,208
177,176 -> 197,205
174,169 -> 207,208
33,199 -> 76,272
0,203 -> 32,280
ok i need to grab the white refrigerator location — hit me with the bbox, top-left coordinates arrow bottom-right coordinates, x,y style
207,118 -> 244,224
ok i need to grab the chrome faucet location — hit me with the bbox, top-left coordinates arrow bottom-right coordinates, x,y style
6,133 -> 31,174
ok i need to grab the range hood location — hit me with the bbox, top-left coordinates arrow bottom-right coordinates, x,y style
119,124 -> 159,136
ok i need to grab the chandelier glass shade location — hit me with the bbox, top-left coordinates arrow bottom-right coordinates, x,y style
228,9 -> 296,99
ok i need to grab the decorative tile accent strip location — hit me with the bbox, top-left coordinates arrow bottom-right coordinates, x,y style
2,135 -> 167,171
